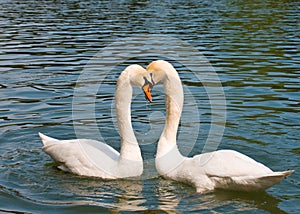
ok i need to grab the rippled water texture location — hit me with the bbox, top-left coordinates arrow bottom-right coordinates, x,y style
0,0 -> 299,213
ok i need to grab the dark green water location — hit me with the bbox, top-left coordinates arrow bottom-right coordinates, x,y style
0,0 -> 299,213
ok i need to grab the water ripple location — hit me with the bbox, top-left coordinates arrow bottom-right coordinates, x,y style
0,0 -> 299,213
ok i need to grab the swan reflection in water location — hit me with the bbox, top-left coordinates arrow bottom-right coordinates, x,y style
59,176 -> 147,212
156,177 -> 287,213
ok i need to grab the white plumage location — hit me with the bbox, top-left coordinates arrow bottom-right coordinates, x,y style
147,60 -> 293,193
39,64 -> 153,179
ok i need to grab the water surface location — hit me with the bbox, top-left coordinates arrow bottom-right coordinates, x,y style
0,0 -> 299,213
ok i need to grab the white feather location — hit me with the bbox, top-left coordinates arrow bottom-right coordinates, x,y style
148,60 -> 294,193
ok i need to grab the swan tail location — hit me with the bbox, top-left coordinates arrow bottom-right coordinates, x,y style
213,170 -> 294,191
250,170 -> 294,190
38,132 -> 60,147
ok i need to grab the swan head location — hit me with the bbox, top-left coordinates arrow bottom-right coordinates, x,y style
146,60 -> 172,84
146,60 -> 183,104
125,64 -> 154,102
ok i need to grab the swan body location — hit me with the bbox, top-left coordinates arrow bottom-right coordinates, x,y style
39,133 -> 120,178
40,64 -> 153,179
147,60 -> 294,193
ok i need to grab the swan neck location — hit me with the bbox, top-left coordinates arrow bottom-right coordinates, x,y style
115,76 -> 141,162
157,68 -> 184,158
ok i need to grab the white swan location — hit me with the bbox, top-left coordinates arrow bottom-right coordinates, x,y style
147,60 -> 294,193
39,64 -> 154,179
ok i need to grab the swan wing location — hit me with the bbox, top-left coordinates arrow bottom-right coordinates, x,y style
190,150 -> 293,191
40,133 -> 120,178
196,150 -> 273,177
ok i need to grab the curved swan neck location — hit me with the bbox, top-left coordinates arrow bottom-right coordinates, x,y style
115,69 -> 141,162
152,62 -> 184,158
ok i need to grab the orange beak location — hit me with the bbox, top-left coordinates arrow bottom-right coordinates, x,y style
142,84 -> 152,102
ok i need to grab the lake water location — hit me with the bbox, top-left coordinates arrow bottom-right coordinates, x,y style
0,0 -> 299,213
